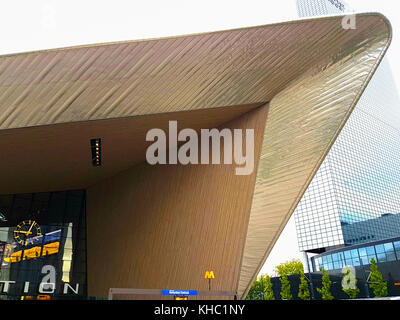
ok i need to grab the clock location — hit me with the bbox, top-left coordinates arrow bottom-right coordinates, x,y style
14,220 -> 42,246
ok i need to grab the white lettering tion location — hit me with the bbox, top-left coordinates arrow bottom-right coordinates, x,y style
39,282 -> 55,294
64,283 -> 79,294
146,121 -> 255,175
0,281 -> 80,295
1,281 -> 16,293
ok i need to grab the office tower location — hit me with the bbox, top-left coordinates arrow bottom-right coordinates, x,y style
294,0 -> 400,261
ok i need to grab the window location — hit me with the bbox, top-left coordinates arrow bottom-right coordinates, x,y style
375,244 -> 385,254
384,242 -> 396,262
365,246 -> 377,263
358,247 -> 369,265
344,250 -> 352,265
351,249 -> 359,258
0,190 -> 87,299
359,247 -> 367,257
394,241 -> 400,260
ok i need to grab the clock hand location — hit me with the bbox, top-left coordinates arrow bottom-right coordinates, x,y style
26,222 -> 34,236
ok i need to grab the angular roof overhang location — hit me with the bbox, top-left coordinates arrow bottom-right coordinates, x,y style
0,13 -> 392,298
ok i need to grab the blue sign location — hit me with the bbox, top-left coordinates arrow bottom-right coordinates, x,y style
25,235 -> 43,246
161,290 -> 198,296
44,229 -> 61,243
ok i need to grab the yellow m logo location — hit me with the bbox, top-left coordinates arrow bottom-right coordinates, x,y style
204,271 -> 215,279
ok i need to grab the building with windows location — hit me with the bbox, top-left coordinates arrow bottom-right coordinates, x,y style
342,214 -> 400,246
294,0 -> 400,270
0,14 -> 391,299
312,237 -> 400,272
311,235 -> 400,297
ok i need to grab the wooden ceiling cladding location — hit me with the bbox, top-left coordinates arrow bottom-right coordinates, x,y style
0,103 -> 260,194
0,13 -> 392,299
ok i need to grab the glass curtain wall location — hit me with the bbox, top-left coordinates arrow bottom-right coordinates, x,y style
0,190 -> 86,300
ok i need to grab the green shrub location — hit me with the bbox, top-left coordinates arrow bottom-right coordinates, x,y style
246,274 -> 275,300
317,269 -> 334,300
369,258 -> 388,298
280,274 -> 292,300
298,272 -> 311,300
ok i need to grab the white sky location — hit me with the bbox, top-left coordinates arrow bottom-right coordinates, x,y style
1,0 -> 399,278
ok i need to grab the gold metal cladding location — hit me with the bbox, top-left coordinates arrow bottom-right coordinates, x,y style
238,14 -> 392,298
0,14 -> 391,130
0,13 -> 392,298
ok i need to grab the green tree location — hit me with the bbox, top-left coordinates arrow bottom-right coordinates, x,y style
280,274 -> 292,300
298,271 -> 311,300
261,274 -> 275,300
317,269 -> 334,300
246,276 -> 263,300
369,258 -> 388,298
274,259 -> 304,276
342,266 -> 360,299
246,274 -> 275,300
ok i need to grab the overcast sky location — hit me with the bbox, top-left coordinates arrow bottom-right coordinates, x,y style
1,0 -> 399,277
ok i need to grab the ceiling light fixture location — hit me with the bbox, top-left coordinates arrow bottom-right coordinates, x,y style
90,138 -> 102,167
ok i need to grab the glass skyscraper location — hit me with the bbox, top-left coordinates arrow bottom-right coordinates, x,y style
294,0 -> 400,258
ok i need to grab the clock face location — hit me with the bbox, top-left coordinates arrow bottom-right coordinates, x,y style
14,220 -> 42,246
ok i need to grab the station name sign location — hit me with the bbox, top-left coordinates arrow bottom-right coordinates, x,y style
161,289 -> 198,296
0,280 -> 79,295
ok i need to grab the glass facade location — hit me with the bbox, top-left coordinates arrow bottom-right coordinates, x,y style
0,190 -> 87,300
294,0 -> 400,253
312,238 -> 400,271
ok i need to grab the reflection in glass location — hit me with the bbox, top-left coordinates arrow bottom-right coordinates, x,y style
0,191 -> 86,300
